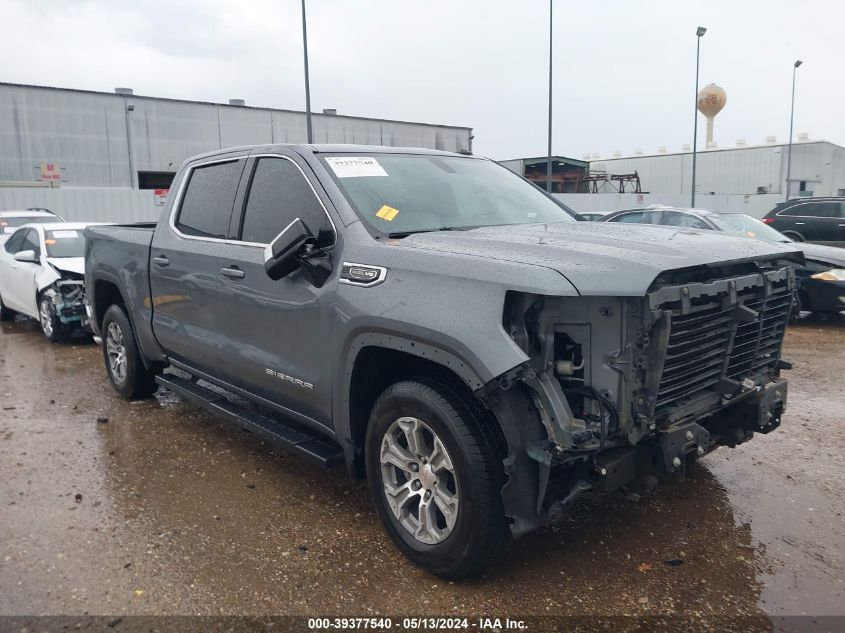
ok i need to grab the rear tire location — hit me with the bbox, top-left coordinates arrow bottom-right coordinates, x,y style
101,304 -> 157,399
365,378 -> 509,579
781,230 -> 805,242
0,292 -> 14,321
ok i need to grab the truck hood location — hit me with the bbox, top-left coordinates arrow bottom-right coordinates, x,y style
400,222 -> 803,295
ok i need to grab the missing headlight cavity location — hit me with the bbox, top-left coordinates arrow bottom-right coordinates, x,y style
502,291 -> 544,356
554,331 -> 617,441
501,291 -> 628,446
45,280 -> 86,324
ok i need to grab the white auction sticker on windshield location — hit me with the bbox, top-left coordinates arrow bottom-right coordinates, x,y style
325,156 -> 388,178
50,230 -> 79,238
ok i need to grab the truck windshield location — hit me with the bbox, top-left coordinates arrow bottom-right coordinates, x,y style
708,213 -> 791,243
44,229 -> 85,258
323,154 -> 577,236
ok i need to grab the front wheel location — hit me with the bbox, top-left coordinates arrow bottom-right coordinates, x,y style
101,304 -> 157,399
39,296 -> 67,342
365,379 -> 509,579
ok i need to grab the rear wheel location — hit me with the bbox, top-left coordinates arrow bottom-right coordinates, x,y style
781,230 -> 805,242
365,379 -> 509,579
38,295 -> 67,342
101,304 -> 157,399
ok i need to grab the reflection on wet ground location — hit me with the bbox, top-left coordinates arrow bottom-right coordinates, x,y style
1,315 -> 843,621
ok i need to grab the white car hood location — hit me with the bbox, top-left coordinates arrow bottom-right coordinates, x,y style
47,257 -> 85,276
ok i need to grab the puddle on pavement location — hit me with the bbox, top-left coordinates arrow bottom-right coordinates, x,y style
1,316 -> 842,618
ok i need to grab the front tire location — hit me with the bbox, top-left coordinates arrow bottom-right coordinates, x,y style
101,304 -> 157,399
365,379 -> 509,579
39,295 -> 66,342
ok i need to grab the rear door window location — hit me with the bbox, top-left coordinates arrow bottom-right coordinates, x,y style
611,210 -> 660,224
784,202 -> 837,218
814,202 -> 839,218
611,211 -> 645,223
662,212 -> 710,229
237,157 -> 332,244
175,160 -> 244,238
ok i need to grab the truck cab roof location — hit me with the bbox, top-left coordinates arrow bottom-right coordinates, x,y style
184,143 -> 468,163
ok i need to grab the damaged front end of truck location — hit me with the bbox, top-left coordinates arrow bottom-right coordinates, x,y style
479,257 -> 796,538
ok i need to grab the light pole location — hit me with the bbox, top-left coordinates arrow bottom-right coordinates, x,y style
301,0 -> 313,144
546,0 -> 553,192
690,26 -> 706,208
785,60 -> 803,201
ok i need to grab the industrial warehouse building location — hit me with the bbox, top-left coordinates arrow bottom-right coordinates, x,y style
506,140 -> 845,218
590,140 -> 845,198
0,82 -> 473,221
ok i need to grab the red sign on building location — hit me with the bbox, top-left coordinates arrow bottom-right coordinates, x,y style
40,163 -> 61,182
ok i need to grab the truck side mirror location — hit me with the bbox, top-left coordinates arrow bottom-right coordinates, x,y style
264,218 -> 313,280
13,249 -> 39,264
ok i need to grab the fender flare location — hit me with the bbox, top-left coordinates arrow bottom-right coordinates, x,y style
332,327 -> 491,463
89,270 -> 162,368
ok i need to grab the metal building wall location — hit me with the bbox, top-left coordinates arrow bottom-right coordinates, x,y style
0,82 -> 473,189
0,186 -> 161,223
0,85 -> 131,186
591,142 -> 845,197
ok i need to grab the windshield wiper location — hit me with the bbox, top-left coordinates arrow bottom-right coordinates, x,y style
387,226 -> 472,239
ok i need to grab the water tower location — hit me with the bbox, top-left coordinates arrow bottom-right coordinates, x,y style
697,83 -> 727,148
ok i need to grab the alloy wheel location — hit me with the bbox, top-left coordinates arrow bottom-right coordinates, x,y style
39,299 -> 54,337
106,321 -> 127,383
380,416 -> 460,545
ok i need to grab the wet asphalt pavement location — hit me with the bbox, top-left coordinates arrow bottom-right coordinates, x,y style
0,315 -> 843,622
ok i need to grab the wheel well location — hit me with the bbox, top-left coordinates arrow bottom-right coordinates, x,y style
347,346 -> 505,479
93,280 -> 125,329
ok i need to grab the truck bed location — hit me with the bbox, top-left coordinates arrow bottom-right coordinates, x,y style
84,223 -> 157,352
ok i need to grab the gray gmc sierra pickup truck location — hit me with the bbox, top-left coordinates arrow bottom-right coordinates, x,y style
85,144 -> 801,578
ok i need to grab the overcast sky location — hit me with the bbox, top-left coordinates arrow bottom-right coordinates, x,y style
4,0 -> 843,160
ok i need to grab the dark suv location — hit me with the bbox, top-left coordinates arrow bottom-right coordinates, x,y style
762,197 -> 845,246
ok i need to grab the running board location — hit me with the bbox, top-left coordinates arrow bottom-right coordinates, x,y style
155,374 -> 344,469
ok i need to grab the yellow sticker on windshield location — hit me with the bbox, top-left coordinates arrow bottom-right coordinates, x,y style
375,205 -> 400,222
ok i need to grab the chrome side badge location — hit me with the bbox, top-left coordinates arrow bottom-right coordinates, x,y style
340,262 -> 387,287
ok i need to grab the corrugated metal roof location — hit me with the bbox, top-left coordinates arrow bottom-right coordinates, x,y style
0,81 -> 472,130
0,82 -> 474,188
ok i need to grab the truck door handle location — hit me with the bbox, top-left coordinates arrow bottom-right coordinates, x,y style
794,222 -> 805,225
220,266 -> 245,279
152,256 -> 170,267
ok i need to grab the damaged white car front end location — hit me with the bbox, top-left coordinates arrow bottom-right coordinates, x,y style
0,222 -> 101,340
38,259 -> 88,330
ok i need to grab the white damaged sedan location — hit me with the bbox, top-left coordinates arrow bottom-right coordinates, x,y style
0,222 -> 103,341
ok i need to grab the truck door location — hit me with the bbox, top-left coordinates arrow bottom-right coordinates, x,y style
149,156 -> 246,372
212,153 -> 338,430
